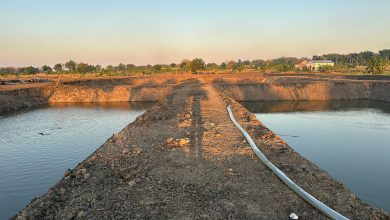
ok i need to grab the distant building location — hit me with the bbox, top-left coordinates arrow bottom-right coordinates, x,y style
294,60 -> 334,71
306,60 -> 334,71
295,60 -> 334,71
294,60 -> 309,70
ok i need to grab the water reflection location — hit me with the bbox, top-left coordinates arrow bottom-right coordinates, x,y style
240,100 -> 390,212
48,101 -> 156,110
241,100 -> 390,114
0,102 -> 154,219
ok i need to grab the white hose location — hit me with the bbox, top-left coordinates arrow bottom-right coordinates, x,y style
227,106 -> 349,220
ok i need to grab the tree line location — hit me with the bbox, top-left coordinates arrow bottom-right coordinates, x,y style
1,49 -> 389,76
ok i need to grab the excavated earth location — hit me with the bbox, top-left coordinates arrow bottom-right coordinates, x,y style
12,78 -> 390,220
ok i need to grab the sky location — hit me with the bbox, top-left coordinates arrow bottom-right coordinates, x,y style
1,0 -> 390,67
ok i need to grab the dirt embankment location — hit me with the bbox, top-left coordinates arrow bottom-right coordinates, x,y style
2,73 -> 390,113
0,76 -> 179,113
216,81 -> 390,102
13,79 -> 389,220
47,76 -> 179,102
0,86 -> 49,113
46,84 -> 173,103
2,73 -> 390,114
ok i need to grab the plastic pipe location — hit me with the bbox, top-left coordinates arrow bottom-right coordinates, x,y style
227,106 -> 349,220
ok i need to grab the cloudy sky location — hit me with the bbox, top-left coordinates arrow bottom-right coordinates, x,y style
1,0 -> 389,66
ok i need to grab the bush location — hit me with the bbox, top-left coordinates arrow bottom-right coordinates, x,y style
191,58 -> 205,73
318,65 -> 335,73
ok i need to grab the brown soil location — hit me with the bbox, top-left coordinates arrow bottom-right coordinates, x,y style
13,79 -> 389,220
2,73 -> 390,114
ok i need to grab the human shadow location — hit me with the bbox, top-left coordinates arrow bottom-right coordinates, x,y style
187,83 -> 207,160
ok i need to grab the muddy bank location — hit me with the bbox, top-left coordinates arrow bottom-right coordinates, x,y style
46,84 -> 173,103
13,79 -> 389,219
0,83 -> 174,114
2,74 -> 390,114
0,87 -> 49,113
216,81 -> 390,102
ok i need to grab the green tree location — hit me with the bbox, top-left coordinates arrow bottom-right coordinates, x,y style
227,60 -> 236,69
359,51 -> 375,65
54,63 -> 63,72
258,61 -> 271,73
117,63 -> 126,71
65,60 -> 76,72
242,60 -> 251,66
220,62 -> 227,69
275,64 -> 293,72
206,63 -> 218,69
76,63 -> 89,73
153,64 -> 162,72
312,55 -> 324,60
190,58 -> 205,73
22,66 -> 39,74
366,56 -> 388,75
126,64 -> 136,72
0,67 -> 17,75
42,65 -> 52,73
232,60 -> 244,72
180,59 -> 192,72
379,49 -> 390,61
106,65 -> 114,71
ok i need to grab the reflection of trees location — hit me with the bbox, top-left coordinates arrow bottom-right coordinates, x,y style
239,100 -> 390,114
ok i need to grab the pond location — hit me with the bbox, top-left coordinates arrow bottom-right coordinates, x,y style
240,100 -> 390,213
0,102 -> 155,219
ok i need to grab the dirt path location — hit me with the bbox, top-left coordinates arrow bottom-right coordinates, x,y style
14,79 -> 389,220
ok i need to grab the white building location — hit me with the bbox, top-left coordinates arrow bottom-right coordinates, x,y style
305,60 -> 334,71
295,60 -> 334,71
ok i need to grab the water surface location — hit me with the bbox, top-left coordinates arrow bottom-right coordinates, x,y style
0,102 -> 155,219
240,100 -> 390,212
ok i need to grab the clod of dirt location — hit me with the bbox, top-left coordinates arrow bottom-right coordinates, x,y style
108,134 -> 116,143
166,138 -> 174,144
179,138 -> 190,146
117,165 -> 138,181
122,148 -> 130,155
76,210 -> 85,219
131,147 -> 142,155
76,168 -> 87,179
178,118 -> 192,127
64,169 -> 71,178
59,188 -> 66,196
83,173 -> 91,180
128,180 -> 136,187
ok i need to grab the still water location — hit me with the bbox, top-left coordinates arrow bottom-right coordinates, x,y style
0,102 -> 155,219
240,100 -> 390,212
